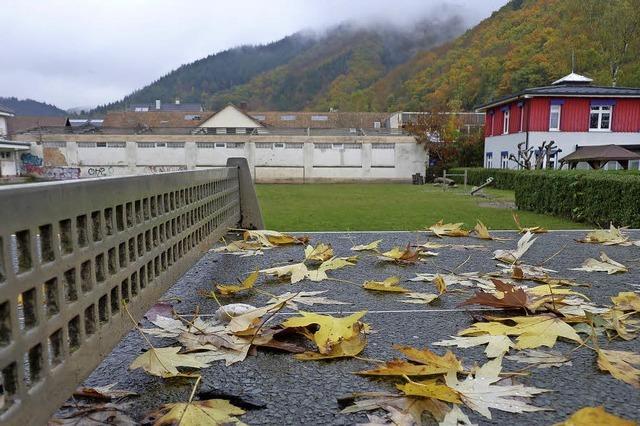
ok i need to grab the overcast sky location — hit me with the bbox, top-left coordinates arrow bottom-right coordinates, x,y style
1,0 -> 507,110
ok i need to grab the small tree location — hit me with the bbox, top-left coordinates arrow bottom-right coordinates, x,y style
404,110 -> 461,169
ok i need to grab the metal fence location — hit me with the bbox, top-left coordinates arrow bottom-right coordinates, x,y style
0,159 -> 261,425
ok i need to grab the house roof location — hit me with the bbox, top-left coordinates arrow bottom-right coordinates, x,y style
560,144 -> 640,163
128,102 -> 204,112
247,111 -> 392,129
475,84 -> 640,111
0,104 -> 15,116
7,116 -> 69,135
552,72 -> 593,85
102,111 -> 214,128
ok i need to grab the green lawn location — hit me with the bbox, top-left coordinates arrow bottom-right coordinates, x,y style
255,183 -> 585,231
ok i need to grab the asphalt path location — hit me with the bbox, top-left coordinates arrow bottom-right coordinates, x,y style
71,230 -> 640,425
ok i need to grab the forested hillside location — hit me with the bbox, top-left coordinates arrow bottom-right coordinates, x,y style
0,97 -> 68,116
97,0 -> 640,113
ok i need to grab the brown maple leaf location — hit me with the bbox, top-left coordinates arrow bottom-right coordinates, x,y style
460,279 -> 528,310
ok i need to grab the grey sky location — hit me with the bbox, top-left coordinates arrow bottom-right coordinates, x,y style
1,0 -> 508,109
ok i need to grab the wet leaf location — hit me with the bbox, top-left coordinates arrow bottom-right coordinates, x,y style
433,274 -> 447,295
363,276 -> 408,293
267,290 -> 350,310
505,349 -> 572,369
473,220 -> 508,241
145,399 -> 245,425
356,346 -> 462,376
553,406 -> 636,426
401,292 -> 439,305
351,239 -> 383,252
493,231 -> 536,264
260,262 -> 309,284
570,252 -> 628,274
216,271 -> 259,296
341,394 -> 450,425
444,356 -> 549,419
243,229 -> 307,246
460,279 -> 528,310
459,315 -> 582,349
378,244 -> 422,264
513,213 -> 547,234
597,349 -> 640,388
282,310 -> 367,354
295,324 -> 367,360
228,301 -> 286,334
129,347 -> 207,378
396,378 -> 461,404
142,316 -> 221,339
304,243 -> 334,262
52,402 -> 136,425
73,384 -> 138,401
612,292 -> 640,313
433,335 -> 514,358
428,220 -> 470,238
578,225 -> 629,245
211,240 -> 266,256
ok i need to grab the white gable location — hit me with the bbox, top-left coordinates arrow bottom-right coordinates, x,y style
199,105 -> 262,128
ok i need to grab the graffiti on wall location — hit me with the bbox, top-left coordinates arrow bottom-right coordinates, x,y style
144,165 -> 187,174
20,153 -> 80,180
86,166 -> 114,177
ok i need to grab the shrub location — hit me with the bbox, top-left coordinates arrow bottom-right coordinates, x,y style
448,168 -> 640,227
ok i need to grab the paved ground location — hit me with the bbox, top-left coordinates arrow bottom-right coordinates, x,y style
76,230 -> 639,425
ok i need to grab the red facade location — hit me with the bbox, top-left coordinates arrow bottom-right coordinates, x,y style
484,96 -> 640,135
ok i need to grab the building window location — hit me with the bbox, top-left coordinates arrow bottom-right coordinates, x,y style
215,128 -> 227,135
590,105 -> 612,131
226,143 -> 244,149
486,152 -> 493,168
372,143 -> 394,149
549,105 -> 561,131
184,114 -> 201,120
501,151 -> 509,169
0,152 -> 11,159
196,142 -> 215,149
344,143 -> 361,149
255,143 -> 272,149
285,143 -> 303,149
226,128 -> 236,135
137,142 -> 155,148
252,115 -> 265,121
167,142 -> 185,148
311,115 -> 328,121
42,141 -> 66,148
274,143 -> 285,149
156,142 -> 167,148
96,142 -> 107,148
107,142 -> 126,148
502,109 -> 510,134
280,115 -> 296,121
78,142 -> 96,148
314,143 -> 331,149
374,121 -> 381,129
215,143 -> 225,148
332,143 -> 344,149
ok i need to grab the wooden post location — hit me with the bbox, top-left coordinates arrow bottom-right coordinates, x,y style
464,169 -> 468,191
442,169 -> 447,191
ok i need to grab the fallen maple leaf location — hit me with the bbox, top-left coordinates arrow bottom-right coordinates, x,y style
460,279 -> 528,310
505,349 -> 572,369
228,301 -> 287,334
513,213 -> 547,234
211,239 -> 266,256
351,239 -> 383,252
473,220 -> 509,241
578,225 -> 629,245
356,345 -> 462,376
428,220 -> 470,238
433,274 -> 447,295
266,290 -> 350,310
304,243 -> 334,262
260,262 -> 309,284
378,244 -> 422,264
493,231 -> 536,264
570,252 -> 628,274
243,229 -> 307,246
142,316 -> 221,338
612,291 -> 640,313
341,393 -> 450,425
295,323 -> 367,360
363,276 -> 409,293
73,384 -> 138,401
433,335 -> 514,358
281,310 -> 367,354
553,406 -> 636,426
145,399 -> 245,425
401,292 -> 439,305
215,271 -> 259,296
129,347 -> 207,378
444,356 -> 549,419
597,349 -> 640,388
396,378 -> 461,404
51,402 -> 136,425
459,315 -> 582,349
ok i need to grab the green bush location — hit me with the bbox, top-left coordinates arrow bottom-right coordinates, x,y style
448,168 -> 640,227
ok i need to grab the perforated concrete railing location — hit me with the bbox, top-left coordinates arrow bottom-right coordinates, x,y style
0,161 -> 260,426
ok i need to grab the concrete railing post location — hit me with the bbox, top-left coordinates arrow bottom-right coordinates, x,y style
227,157 -> 265,229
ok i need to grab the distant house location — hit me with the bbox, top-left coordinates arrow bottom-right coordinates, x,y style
475,73 -> 640,169
6,115 -> 70,138
0,104 -> 14,136
128,99 -> 203,112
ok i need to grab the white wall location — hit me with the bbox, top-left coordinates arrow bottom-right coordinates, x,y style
0,117 -> 8,136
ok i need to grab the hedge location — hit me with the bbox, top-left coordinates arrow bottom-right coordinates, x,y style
448,168 -> 640,227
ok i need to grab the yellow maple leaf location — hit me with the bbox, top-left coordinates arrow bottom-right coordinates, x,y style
282,311 -> 367,354
129,347 -> 207,378
216,271 -> 259,296
304,243 -> 334,262
433,274 -> 447,294
363,276 -> 408,293
612,292 -> 640,313
295,324 -> 367,360
428,220 -> 470,238
553,406 -> 636,426
597,349 -> 640,388
148,399 -> 246,425
396,378 -> 461,404
351,239 -> 383,252
356,346 -> 462,376
578,224 -> 629,246
243,229 -> 307,247
513,213 -> 547,234
459,315 -> 582,349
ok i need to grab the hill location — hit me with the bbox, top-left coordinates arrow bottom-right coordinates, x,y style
97,0 -> 640,113
0,97 -> 68,116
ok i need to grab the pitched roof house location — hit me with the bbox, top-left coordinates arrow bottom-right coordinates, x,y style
475,73 -> 640,169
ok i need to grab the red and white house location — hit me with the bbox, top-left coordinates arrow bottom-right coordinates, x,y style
475,73 -> 640,169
